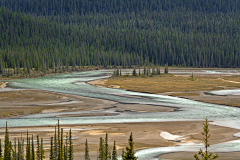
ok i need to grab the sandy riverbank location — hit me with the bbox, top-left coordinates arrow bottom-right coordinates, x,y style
0,89 -> 175,119
1,121 -> 239,159
0,89 -> 239,159
2,69 -> 240,159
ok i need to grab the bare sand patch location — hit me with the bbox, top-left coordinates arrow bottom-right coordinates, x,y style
0,82 -> 6,89
0,89 -> 171,119
1,121 -> 239,159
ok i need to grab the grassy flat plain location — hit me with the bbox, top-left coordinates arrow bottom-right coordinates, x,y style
105,74 -> 240,93
101,71 -> 240,107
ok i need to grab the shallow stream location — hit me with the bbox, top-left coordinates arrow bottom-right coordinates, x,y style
1,69 -> 240,159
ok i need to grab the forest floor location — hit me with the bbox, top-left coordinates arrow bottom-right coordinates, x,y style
1,68 -> 240,159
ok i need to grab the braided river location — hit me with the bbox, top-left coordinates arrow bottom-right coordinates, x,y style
1,69 -> 240,159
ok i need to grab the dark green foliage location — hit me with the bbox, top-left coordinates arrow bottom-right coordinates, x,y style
85,139 -> 90,160
98,137 -> 104,160
104,133 -> 111,160
112,141 -> 117,160
31,135 -> 35,160
68,129 -> 73,160
194,118 -> 218,160
36,135 -> 40,160
40,138 -> 45,160
122,132 -> 137,160
4,122 -> 11,160
50,137 -> 54,160
26,131 -> 31,160
54,126 -> 58,159
1,0 -> 240,74
0,139 -> 2,160
132,69 -> 137,77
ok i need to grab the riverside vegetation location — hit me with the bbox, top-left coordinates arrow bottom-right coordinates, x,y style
0,120 -> 138,160
0,119 -> 219,160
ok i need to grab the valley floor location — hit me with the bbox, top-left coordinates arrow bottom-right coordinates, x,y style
1,68 -> 240,159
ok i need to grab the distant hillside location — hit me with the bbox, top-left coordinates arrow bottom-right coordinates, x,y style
1,0 -> 240,74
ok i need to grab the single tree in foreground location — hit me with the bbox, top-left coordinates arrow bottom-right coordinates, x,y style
194,117 -> 219,160
122,132 -> 137,160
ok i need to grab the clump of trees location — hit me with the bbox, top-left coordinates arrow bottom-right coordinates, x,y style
111,64 -> 169,78
0,121 -> 138,160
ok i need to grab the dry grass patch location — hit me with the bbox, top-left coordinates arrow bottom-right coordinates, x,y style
105,74 -> 240,94
170,93 -> 200,97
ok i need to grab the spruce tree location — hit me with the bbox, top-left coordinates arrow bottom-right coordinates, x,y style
112,141 -> 117,160
85,139 -> 90,160
104,133 -> 111,160
36,135 -> 40,160
50,137 -> 54,160
13,138 -> 17,160
98,137 -> 104,160
40,138 -> 45,160
0,139 -> 2,160
26,131 -> 31,160
4,122 -> 11,160
64,132 -> 69,160
194,118 -> 219,160
122,132 -> 137,160
68,129 -> 73,160
31,135 -> 35,160
54,126 -> 58,159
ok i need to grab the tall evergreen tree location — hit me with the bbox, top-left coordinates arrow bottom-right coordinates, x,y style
194,118 -> 219,160
85,139 -> 90,160
112,141 -> 117,160
31,135 -> 35,160
4,122 -> 11,160
40,138 -> 45,160
68,129 -> 73,160
98,137 -> 104,160
50,137 -> 54,160
0,139 -> 2,160
36,135 -> 40,160
122,132 -> 137,160
104,133 -> 111,160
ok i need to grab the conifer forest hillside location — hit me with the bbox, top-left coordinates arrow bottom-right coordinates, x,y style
1,0 -> 240,76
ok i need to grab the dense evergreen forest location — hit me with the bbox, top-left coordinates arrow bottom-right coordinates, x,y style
1,0 -> 240,76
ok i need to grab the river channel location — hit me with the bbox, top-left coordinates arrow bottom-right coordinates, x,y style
1,69 -> 240,159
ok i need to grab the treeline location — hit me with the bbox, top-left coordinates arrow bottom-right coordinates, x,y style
1,0 -> 240,75
1,121 -> 137,160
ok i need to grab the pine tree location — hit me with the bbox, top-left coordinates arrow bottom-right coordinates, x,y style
13,138 -> 17,160
104,133 -> 111,160
98,137 -> 104,160
85,139 -> 90,160
36,135 -> 40,160
4,122 -> 11,160
164,64 -> 168,74
122,132 -> 137,160
31,135 -> 35,160
0,139 -> 2,160
68,129 -> 73,160
112,141 -> 117,160
54,126 -> 58,159
40,138 -> 45,160
26,132 -> 31,160
132,68 -> 137,76
64,132 -> 68,160
194,118 -> 219,160
50,137 -> 54,160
